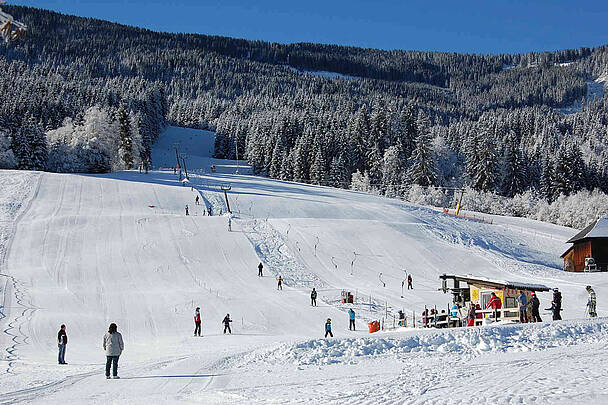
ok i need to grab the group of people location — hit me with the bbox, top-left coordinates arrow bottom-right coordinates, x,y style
193,309 -> 233,336
186,195 -> 214,216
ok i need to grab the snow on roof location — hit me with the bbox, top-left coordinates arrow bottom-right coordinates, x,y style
441,274 -> 551,291
566,216 -> 608,243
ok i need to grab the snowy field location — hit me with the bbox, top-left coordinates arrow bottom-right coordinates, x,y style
1,127 -> 607,404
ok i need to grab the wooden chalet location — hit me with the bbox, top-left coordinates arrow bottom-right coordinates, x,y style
561,216 -> 608,272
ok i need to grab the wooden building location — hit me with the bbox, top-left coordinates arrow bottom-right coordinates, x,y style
439,274 -> 550,325
561,216 -> 608,272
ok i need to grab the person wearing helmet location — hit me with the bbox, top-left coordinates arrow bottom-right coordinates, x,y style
586,286 -> 597,318
194,307 -> 202,336
222,314 -> 232,334
324,318 -> 333,338
530,292 -> 542,322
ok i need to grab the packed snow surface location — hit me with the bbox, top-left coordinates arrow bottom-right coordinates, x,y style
1,126 -> 607,404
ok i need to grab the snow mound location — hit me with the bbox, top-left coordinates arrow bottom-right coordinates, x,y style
236,319 -> 608,366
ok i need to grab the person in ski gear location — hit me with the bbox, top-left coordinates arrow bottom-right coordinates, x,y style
324,318 -> 333,338
185,204 -> 189,216
228,217 -> 232,232
486,292 -> 502,321
398,310 -> 406,327
586,286 -> 597,317
276,276 -> 283,290
517,291 -> 528,323
195,195 -> 200,205
57,324 -> 67,364
194,307 -> 201,336
258,262 -> 263,277
103,323 -> 124,379
311,288 -> 317,306
546,288 -> 562,321
348,309 -> 356,331
407,274 -> 413,290
207,207 -> 212,216
222,314 -> 232,334
530,292 -> 542,322
467,303 -> 476,327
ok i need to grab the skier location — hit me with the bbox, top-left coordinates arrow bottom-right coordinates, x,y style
228,217 -> 232,232
407,274 -> 413,290
530,292 -> 542,322
207,207 -> 212,216
258,262 -> 263,277
486,292 -> 502,321
57,324 -> 68,365
467,303 -> 476,327
586,286 -> 597,317
194,307 -> 201,336
547,288 -> 562,321
195,195 -> 200,205
311,288 -> 317,306
324,318 -> 333,338
276,275 -> 283,290
103,323 -> 124,379
348,308 -> 356,331
517,291 -> 528,323
398,310 -> 406,327
222,314 -> 232,334
185,204 -> 189,216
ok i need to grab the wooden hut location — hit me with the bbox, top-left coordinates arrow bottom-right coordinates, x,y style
439,274 -> 550,325
561,216 -> 608,272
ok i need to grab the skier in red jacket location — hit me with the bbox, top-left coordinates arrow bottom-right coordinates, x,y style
486,292 -> 502,321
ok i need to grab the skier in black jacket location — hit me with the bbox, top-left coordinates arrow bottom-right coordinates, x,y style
530,292 -> 542,322
549,288 -> 562,320
222,314 -> 232,334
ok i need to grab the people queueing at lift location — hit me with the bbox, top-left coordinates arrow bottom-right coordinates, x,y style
517,291 -> 528,323
222,314 -> 232,334
276,275 -> 283,290
194,307 -> 202,337
486,292 -> 502,321
547,288 -> 562,320
348,308 -> 356,331
324,318 -> 333,338
407,274 -> 413,290
311,288 -> 317,306
258,262 -> 263,277
530,292 -> 542,322
586,286 -> 597,317
103,323 -> 124,379
57,324 -> 68,364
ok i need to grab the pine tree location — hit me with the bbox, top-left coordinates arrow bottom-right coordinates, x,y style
407,126 -> 436,187
501,135 -> 526,197
310,147 -> 327,185
118,106 -> 133,169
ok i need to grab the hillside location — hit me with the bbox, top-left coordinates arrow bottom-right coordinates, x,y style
1,127 -> 607,403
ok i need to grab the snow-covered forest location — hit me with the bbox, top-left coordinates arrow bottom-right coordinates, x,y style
0,6 -> 608,226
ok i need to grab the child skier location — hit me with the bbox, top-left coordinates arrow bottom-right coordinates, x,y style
222,314 -> 232,334
194,307 -> 201,336
324,318 -> 333,338
348,309 -> 356,331
586,286 -> 597,317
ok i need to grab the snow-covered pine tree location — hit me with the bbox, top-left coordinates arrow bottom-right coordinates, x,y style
118,106 -> 134,169
501,134 -> 526,197
407,113 -> 436,187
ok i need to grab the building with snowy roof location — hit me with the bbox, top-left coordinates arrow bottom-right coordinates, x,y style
561,216 -> 608,272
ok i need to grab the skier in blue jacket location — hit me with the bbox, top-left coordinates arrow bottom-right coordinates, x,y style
348,309 -> 356,331
324,318 -> 333,338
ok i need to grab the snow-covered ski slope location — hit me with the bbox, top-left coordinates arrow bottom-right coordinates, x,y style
1,126 -> 608,404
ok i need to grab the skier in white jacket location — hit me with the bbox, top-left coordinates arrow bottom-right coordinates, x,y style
103,323 -> 124,379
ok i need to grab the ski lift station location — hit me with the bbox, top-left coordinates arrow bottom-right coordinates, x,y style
438,274 -> 550,326
561,216 -> 608,272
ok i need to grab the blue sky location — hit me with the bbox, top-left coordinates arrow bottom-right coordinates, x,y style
11,1 -> 608,54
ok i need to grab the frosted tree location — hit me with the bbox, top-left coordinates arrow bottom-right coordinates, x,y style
407,119 -> 436,187
0,130 -> 16,168
501,134 -> 526,197
118,106 -> 134,169
310,147 -> 327,185
382,145 -> 405,197
350,170 -> 373,193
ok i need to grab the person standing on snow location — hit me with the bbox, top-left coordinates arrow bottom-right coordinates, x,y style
195,195 -> 200,205
486,292 -> 502,321
547,288 -> 562,321
586,286 -> 597,317
324,318 -> 333,338
222,314 -> 232,334
57,324 -> 68,364
194,307 -> 202,336
228,217 -> 232,232
103,323 -> 124,379
467,303 -> 476,327
348,309 -> 356,331
407,274 -> 413,290
185,204 -> 189,216
311,288 -> 317,306
530,292 -> 542,322
258,262 -> 263,277
517,291 -> 528,323
276,276 -> 283,290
